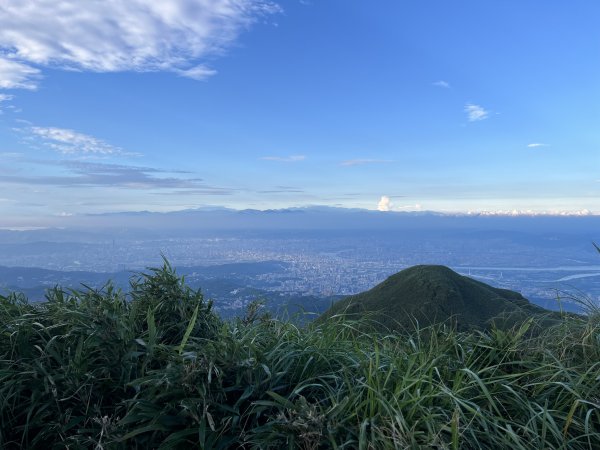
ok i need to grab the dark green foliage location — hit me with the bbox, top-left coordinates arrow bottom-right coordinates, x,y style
319,265 -> 563,332
0,260 -> 219,449
1,262 -> 599,449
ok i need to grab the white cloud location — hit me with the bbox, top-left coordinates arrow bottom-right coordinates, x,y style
527,143 -> 547,148
0,58 -> 41,90
28,127 -> 121,155
0,92 -> 14,113
377,195 -> 392,212
0,0 -> 281,89
260,155 -> 306,162
340,159 -> 392,167
175,64 -> 218,80
433,80 -> 450,88
465,103 -> 489,122
469,209 -> 593,217
396,203 -> 422,211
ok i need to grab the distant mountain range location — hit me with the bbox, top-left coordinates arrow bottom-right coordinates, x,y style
319,265 -> 564,331
4,205 -> 599,236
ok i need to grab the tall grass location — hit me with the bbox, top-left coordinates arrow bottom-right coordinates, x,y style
1,261 -> 599,449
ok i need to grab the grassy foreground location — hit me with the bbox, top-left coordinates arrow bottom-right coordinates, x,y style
1,262 -> 599,449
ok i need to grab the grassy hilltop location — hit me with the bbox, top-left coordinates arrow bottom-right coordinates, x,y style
319,265 -> 562,331
1,261 -> 599,449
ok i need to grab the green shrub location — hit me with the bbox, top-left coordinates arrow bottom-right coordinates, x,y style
1,261 -> 598,449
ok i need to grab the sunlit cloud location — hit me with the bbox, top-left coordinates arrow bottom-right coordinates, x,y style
465,103 -> 489,122
377,195 -> 392,211
527,143 -> 548,148
0,0 -> 281,90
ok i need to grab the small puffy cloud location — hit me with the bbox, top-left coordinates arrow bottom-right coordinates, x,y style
465,103 -> 489,122
340,159 -> 392,167
527,143 -> 547,148
377,195 -> 392,212
0,0 -> 281,90
260,155 -> 306,162
433,80 -> 450,88
28,126 -> 122,155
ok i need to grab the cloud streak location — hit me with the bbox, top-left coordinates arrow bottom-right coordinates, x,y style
0,0 -> 281,89
0,92 -> 13,112
0,159 -> 232,194
527,143 -> 548,148
465,103 -> 489,122
340,159 -> 392,167
258,185 -> 304,194
28,127 -> 123,155
260,155 -> 306,162
433,80 -> 450,88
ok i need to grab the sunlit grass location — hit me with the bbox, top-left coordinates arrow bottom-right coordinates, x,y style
1,261 -> 599,449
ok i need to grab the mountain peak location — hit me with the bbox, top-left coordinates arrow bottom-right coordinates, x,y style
320,265 -> 555,331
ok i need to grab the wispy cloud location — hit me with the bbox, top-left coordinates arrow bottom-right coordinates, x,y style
433,80 -> 450,88
0,0 -> 281,90
527,143 -> 548,148
27,127 -> 122,155
260,155 -> 306,162
0,93 -> 13,113
341,159 -> 392,167
0,58 -> 41,90
258,185 -> 304,193
464,103 -> 489,122
1,159 -> 232,193
175,65 -> 218,81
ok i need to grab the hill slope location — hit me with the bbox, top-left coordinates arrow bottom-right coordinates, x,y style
319,265 -> 557,331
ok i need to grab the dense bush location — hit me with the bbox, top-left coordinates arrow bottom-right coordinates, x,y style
1,261 -> 599,449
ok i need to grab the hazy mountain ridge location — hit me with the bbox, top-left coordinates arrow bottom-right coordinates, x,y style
6,206 -> 600,234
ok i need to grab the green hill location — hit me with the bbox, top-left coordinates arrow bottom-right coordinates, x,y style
320,265 -> 558,331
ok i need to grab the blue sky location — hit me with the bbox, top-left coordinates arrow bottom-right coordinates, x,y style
0,0 -> 598,225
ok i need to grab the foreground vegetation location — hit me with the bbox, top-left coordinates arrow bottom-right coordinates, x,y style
1,261 -> 599,449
